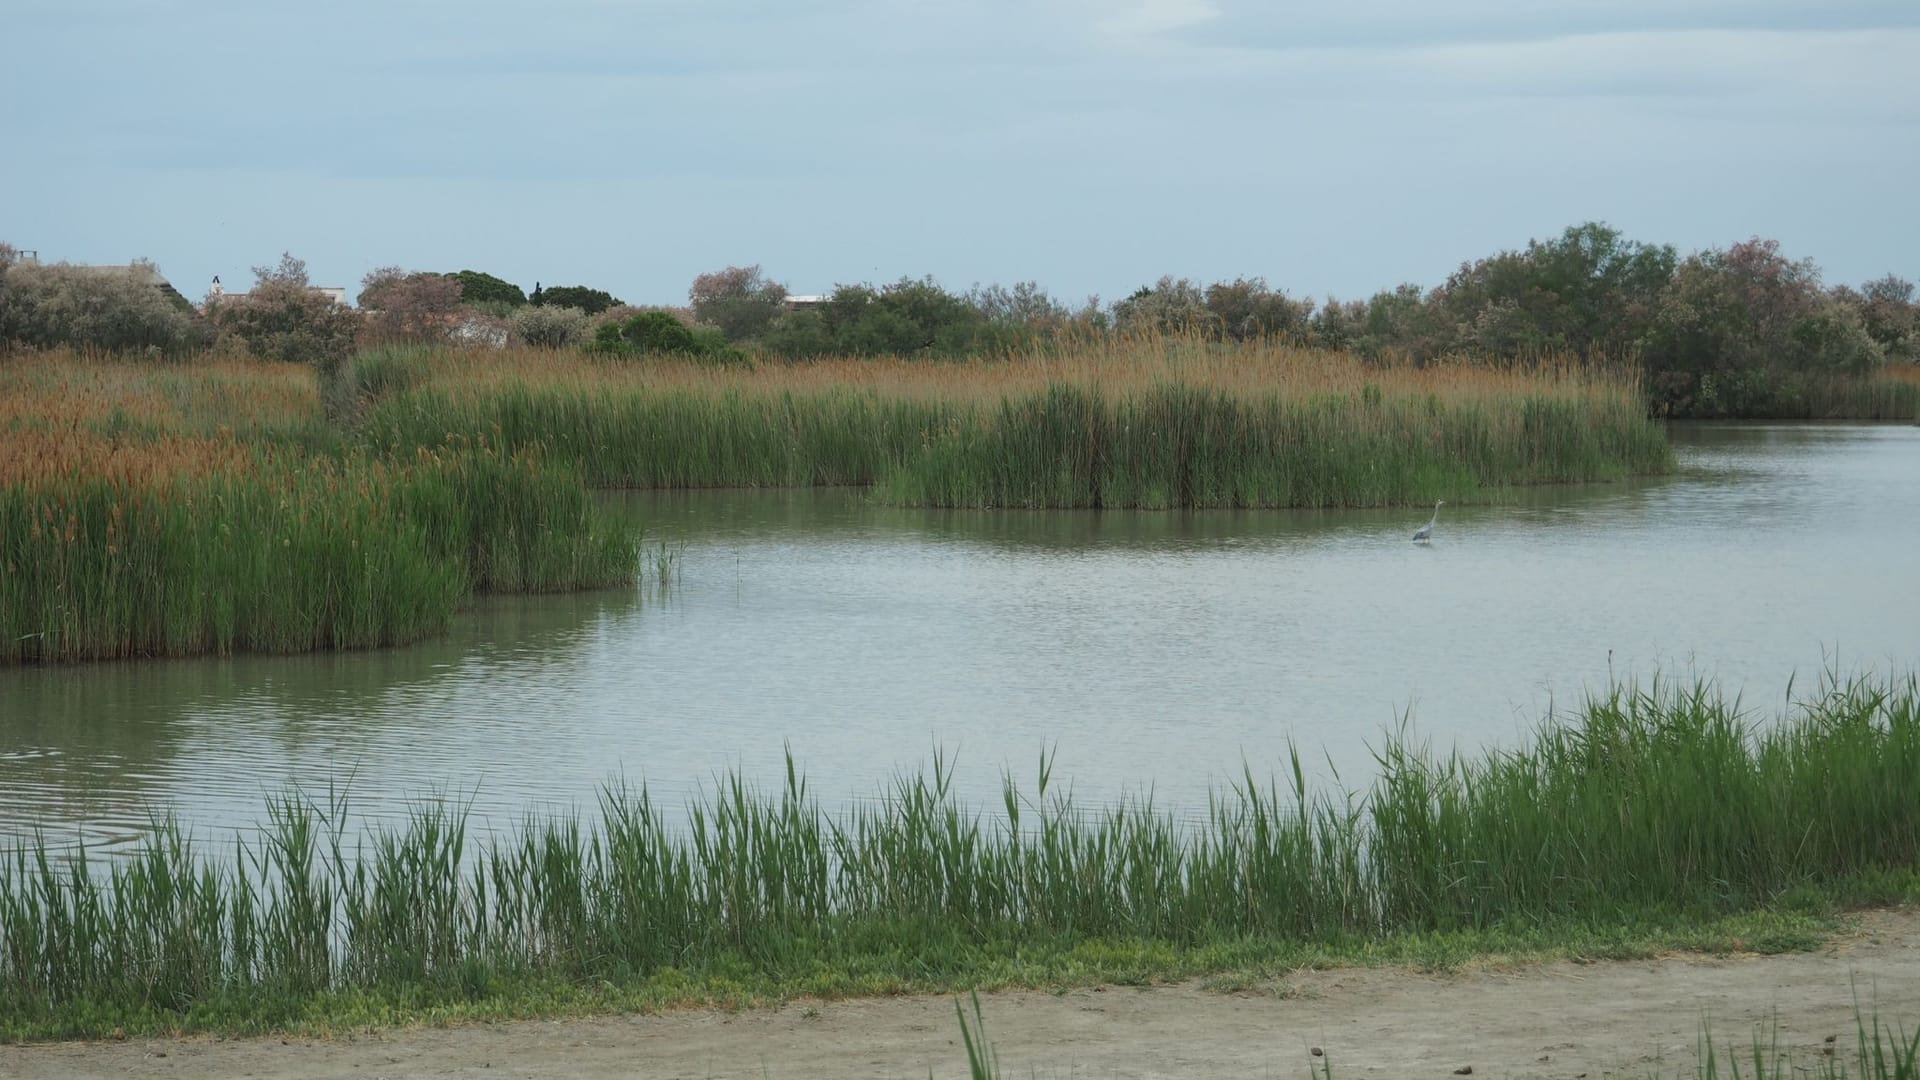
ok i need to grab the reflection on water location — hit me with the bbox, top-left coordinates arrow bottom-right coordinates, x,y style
3,423 -> 1917,849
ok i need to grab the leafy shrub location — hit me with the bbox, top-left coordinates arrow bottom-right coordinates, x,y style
1642,239 -> 1886,415
1204,277 -> 1313,343
1112,277 -> 1216,336
586,309 -> 743,363
0,258 -> 209,356
357,267 -> 464,343
620,310 -> 696,352
759,309 -> 832,359
509,304 -> 590,349
689,264 -> 788,341
206,254 -> 361,369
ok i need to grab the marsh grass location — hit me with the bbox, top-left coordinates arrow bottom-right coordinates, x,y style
0,355 -> 640,663
359,339 -> 1673,508
0,435 -> 636,662
2,671 -> 1915,1037
1682,1014 -> 1920,1080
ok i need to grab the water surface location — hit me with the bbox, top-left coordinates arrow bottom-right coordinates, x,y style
3,423 -> 1915,848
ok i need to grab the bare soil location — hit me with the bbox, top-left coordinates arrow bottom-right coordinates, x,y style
6,910 -> 1918,1079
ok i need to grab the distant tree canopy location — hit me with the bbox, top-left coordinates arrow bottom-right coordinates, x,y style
451,270 -> 527,307
756,275 -> 1096,359
1428,222 -> 1677,361
206,253 -> 361,369
1639,239 -> 1882,416
531,283 -> 620,315
4,226 -> 1912,422
357,267 -> 464,342
0,256 -> 209,355
689,264 -> 788,342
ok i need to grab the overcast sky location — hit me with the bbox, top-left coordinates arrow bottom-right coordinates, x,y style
3,0 -> 1915,307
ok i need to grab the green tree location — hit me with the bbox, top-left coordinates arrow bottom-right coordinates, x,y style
1642,238 -> 1883,415
0,257 -> 210,355
618,310 -> 697,353
357,267 -> 464,342
1355,283 -> 1448,360
533,284 -> 620,315
759,309 -> 833,359
1431,222 -> 1676,360
1308,297 -> 1369,351
1834,275 -> 1917,364
1113,277 -> 1216,336
208,253 -> 361,369
451,270 -> 527,307
810,277 -> 986,356
1203,277 -> 1313,343
689,264 -> 788,341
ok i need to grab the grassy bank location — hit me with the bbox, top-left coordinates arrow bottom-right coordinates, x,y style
0,357 -> 639,663
359,340 -> 1674,508
2,671 -> 1915,1039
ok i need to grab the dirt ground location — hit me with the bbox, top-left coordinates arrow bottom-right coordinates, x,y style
6,910 -> 1917,1080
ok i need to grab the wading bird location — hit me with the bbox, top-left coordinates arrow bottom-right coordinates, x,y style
1411,500 -> 1445,542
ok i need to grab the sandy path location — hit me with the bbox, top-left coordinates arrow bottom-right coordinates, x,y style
6,910 -> 1917,1080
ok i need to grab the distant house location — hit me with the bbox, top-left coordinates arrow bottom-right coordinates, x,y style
784,294 -> 831,311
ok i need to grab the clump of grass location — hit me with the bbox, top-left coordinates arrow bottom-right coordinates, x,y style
0,437 -> 636,662
359,339 -> 1673,507
878,380 -> 1669,509
1,671 -> 1915,1037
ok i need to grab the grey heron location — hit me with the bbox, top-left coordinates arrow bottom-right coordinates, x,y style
1411,500 -> 1445,542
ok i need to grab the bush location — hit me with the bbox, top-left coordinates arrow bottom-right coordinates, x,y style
0,258 -> 209,356
206,254 -> 361,370
587,310 -> 743,363
508,305 -> 590,349
689,265 -> 788,342
1642,239 -> 1886,415
1112,277 -> 1216,336
357,267 -> 464,343
1836,275 -> 1918,365
759,309 -> 833,359
1203,277 -> 1313,343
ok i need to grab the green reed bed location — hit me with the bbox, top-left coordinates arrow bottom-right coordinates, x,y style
0,446 -> 637,663
2,672 -> 1914,1036
364,377 -> 1671,509
364,382 -> 939,489
881,382 -> 1670,509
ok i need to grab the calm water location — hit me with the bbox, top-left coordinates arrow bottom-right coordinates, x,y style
2,423 -> 1916,849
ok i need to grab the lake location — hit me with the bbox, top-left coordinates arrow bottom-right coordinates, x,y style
2,423 -> 1915,850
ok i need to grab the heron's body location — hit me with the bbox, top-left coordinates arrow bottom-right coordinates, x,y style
1412,500 -> 1445,542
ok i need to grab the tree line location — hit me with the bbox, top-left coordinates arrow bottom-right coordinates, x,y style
3,224 -> 1914,417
